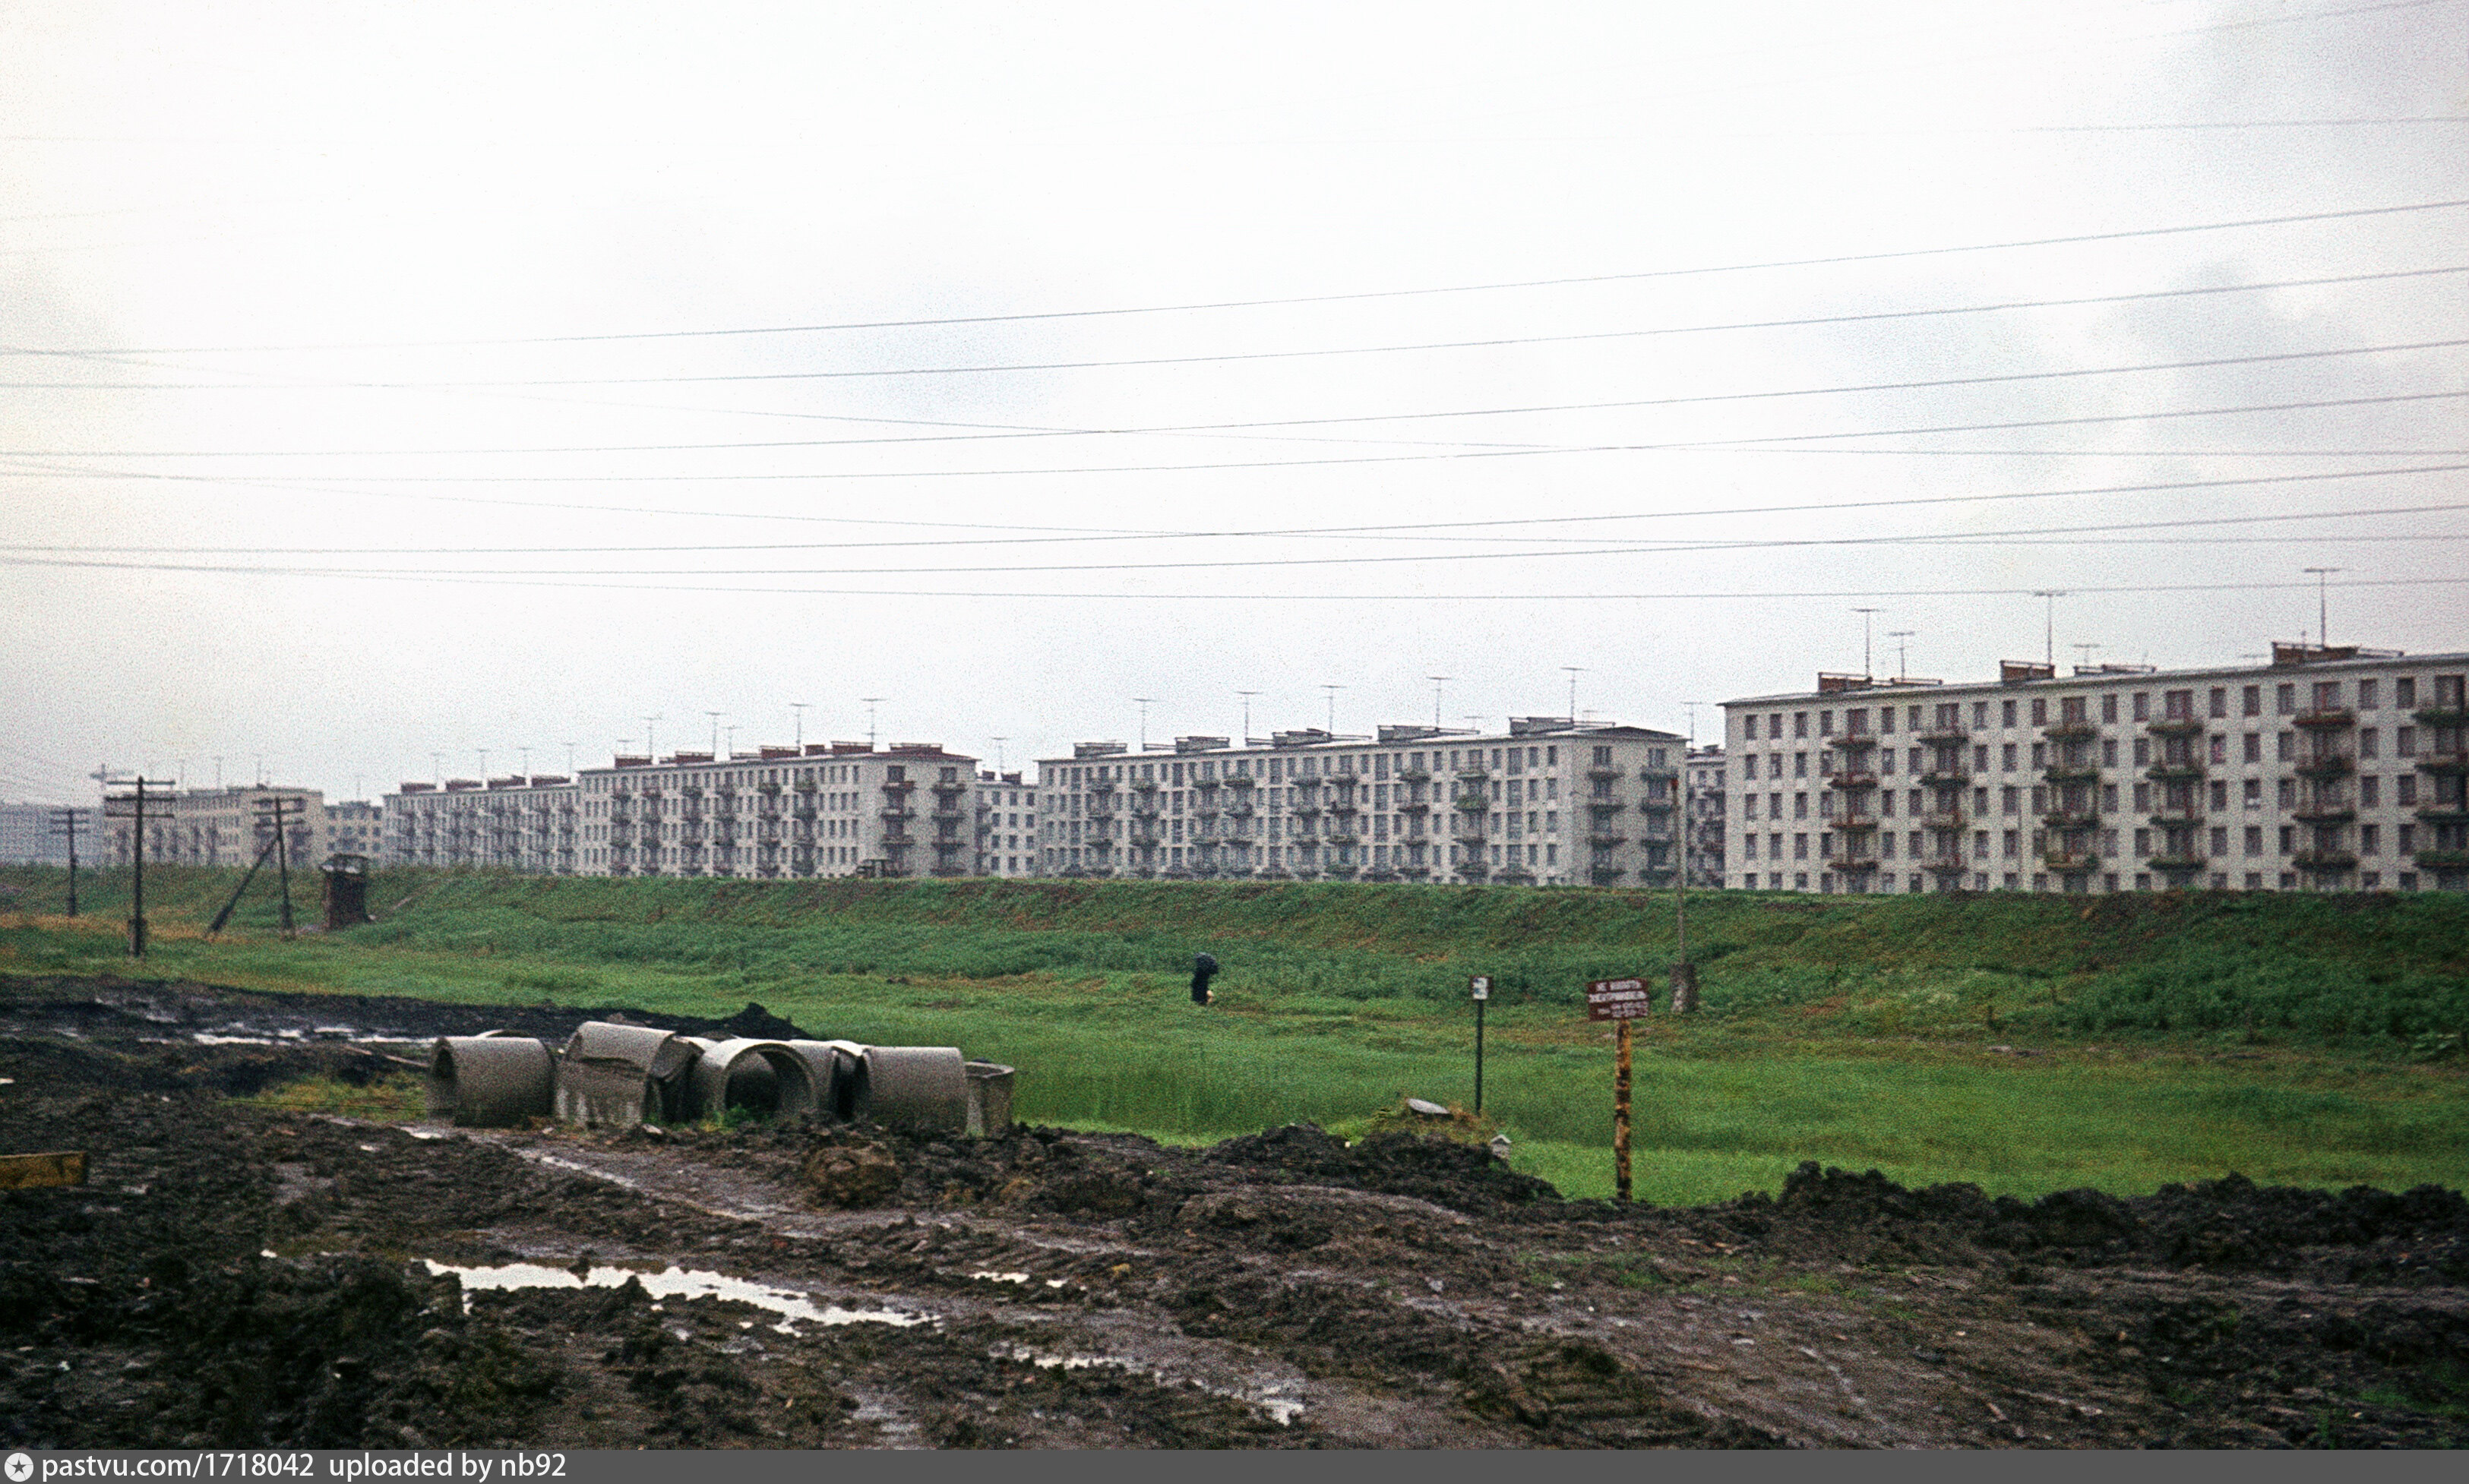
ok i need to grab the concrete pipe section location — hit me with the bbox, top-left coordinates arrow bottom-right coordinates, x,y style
428,1035 -> 554,1127
556,1021 -> 700,1128
786,1040 -> 871,1123
684,1038 -> 821,1122
861,1046 -> 970,1132
964,1061 -> 1016,1138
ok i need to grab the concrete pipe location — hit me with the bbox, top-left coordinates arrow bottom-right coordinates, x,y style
861,1046 -> 969,1132
684,1038 -> 820,1122
556,1020 -> 701,1128
785,1040 -> 871,1122
964,1061 -> 1016,1138
427,1036 -> 554,1127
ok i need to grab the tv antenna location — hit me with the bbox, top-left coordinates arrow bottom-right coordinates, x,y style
861,698 -> 885,749
2303,567 -> 2342,647
1560,666 -> 1587,724
2031,592 -> 2069,667
1851,608 -> 1881,678
1887,630 -> 1914,679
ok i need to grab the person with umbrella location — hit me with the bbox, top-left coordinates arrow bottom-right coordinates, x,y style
1190,952 -> 1219,1006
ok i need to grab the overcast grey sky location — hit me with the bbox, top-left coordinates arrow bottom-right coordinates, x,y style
2,1 -> 2463,801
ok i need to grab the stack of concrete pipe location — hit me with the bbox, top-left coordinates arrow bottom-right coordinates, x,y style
422,1020 -> 1013,1135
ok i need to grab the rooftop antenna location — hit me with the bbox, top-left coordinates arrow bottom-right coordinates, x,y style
705,710 -> 724,757
255,753 -> 267,786
989,737 -> 1007,773
1462,714 -> 1486,737
1237,690 -> 1261,742
476,748 -> 488,778
2303,567 -> 2341,647
1560,665 -> 1587,724
1851,608 -> 1882,678
353,773 -> 365,802
641,714 -> 662,759
430,752 -> 442,788
789,702 -> 810,749
564,741 -> 577,773
1133,697 -> 1157,750
861,698 -> 884,749
518,747 -> 532,777
213,756 -> 224,790
1426,675 -> 1450,729
2031,592 -> 2069,667
1320,683 -> 1345,734
2073,642 -> 2102,671
724,724 -> 739,756
1887,630 -> 1914,679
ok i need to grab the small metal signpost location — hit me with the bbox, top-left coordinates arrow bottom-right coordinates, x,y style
1586,976 -> 1652,1202
1468,975 -> 1491,1113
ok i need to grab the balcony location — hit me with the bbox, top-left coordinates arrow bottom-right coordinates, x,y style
1834,813 -> 1879,832
2145,761 -> 2205,782
1396,767 -> 1431,784
2148,854 -> 2205,874
2042,718 -> 2098,742
1919,769 -> 1970,788
2416,750 -> 2469,776
2413,848 -> 2469,873
1085,804 -> 1116,821
2294,707 -> 2356,730
1586,766 -> 1622,781
2292,849 -> 2358,873
1397,800 -> 1429,815
1225,774 -> 1256,790
794,777 -> 817,793
1920,810 -> 1965,832
1130,778 -> 1159,794
2146,807 -> 2204,827
1454,795 -> 1487,813
2295,753 -> 2356,781
1637,797 -> 1675,814
1831,853 -> 1881,873
1825,769 -> 1878,789
1835,734 -> 1877,752
2145,715 -> 2205,737
2043,851 -> 2098,873
1327,800 -> 1359,816
2412,704 -> 2469,728
880,807 -> 916,823
2042,762 -> 2101,785
2041,810 -> 2099,832
880,778 -> 916,795
2291,804 -> 2356,826
1587,832 -> 1627,848
1589,866 -> 1625,886
1291,802 -> 1320,818
1918,726 -> 1968,746
1456,765 -> 1491,782
1227,803 -> 1255,817
1922,855 -> 1968,877
2414,804 -> 2469,825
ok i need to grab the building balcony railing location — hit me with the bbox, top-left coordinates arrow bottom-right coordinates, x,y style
2294,707 -> 2357,730
1456,766 -> 1491,781
2043,851 -> 2098,873
881,778 -> 917,794
1225,774 -> 1256,789
2291,805 -> 2357,826
1396,767 -> 1431,783
880,807 -> 916,823
1454,796 -> 1487,813
2147,807 -> 2204,826
1226,803 -> 1254,817
2148,854 -> 2206,873
1922,854 -> 1968,876
1290,802 -> 1320,817
2293,849 -> 2358,873
2041,810 -> 2099,832
1920,811 -> 1965,832
2412,848 -> 2469,872
1830,853 -> 1881,873
1328,801 -> 1359,816
1587,833 -> 1627,848
2145,715 -> 2205,737
2295,754 -> 2356,780
1825,770 -> 1878,789
1919,769 -> 1969,788
1833,813 -> 1878,832
2413,805 -> 2469,825
2145,762 -> 2205,782
2042,763 -> 2101,785
2042,719 -> 2098,742
1835,734 -> 1877,752
2415,750 -> 2469,776
1397,800 -> 1429,814
1085,804 -> 1115,820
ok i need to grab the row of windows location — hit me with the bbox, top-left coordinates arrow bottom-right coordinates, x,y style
1738,673 -> 2465,741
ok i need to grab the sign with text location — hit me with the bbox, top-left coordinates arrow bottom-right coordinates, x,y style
1585,977 -> 1652,1021
1468,975 -> 1491,1001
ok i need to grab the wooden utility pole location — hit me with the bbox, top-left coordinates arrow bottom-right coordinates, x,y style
258,796 -> 299,939
1614,1019 -> 1633,1202
104,776 -> 175,956
1585,976 -> 1650,1203
47,807 -> 83,916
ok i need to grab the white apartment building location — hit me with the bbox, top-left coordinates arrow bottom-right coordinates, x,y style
0,803 -> 103,866
1686,745 -> 1727,887
107,785 -> 327,869
571,741 -> 980,879
384,776 -> 577,873
325,800 -> 384,860
1721,643 -> 2469,895
1035,720 -> 1688,886
974,772 -> 1040,877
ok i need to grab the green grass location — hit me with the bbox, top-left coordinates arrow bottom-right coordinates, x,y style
3,866 -> 2464,1203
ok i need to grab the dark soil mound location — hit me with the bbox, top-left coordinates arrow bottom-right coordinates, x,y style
1203,1123 -> 1558,1214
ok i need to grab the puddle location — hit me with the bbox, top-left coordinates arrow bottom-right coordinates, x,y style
422,1259 -> 925,1332
997,1344 -> 1305,1426
970,1271 -> 1032,1284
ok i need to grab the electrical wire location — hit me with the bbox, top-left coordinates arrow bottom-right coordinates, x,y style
6,199 -> 2461,357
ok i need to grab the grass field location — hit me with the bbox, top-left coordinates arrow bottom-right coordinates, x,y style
3,865 -> 2463,1203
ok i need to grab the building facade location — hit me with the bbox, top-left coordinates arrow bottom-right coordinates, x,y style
1035,720 -> 1688,886
570,741 -> 981,879
0,803 -> 103,866
974,772 -> 1040,877
325,800 -> 384,860
1685,745 -> 1727,887
106,786 -> 327,869
1721,643 -> 2469,895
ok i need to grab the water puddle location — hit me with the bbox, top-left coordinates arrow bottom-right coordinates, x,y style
422,1259 -> 925,1331
997,1344 -> 1305,1425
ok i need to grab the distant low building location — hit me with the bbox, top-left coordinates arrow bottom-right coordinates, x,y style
0,802 -> 103,866
1685,745 -> 1726,888
106,785 -> 326,870
974,771 -> 1040,877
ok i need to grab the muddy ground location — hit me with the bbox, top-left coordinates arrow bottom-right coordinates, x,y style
2,974 -> 2464,1450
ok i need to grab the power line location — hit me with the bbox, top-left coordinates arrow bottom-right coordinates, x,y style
9,496 -> 2460,580
13,267 -> 2461,392
8,343 -> 2455,482
11,494 -> 2460,560
5,199 -> 2462,358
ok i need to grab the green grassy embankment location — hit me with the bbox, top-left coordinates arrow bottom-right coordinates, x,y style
2,866 -> 2463,1203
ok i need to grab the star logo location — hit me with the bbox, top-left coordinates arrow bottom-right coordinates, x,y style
5,1451 -> 35,1482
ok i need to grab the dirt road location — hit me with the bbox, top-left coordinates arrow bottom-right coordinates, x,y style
2,974 -> 2462,1448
